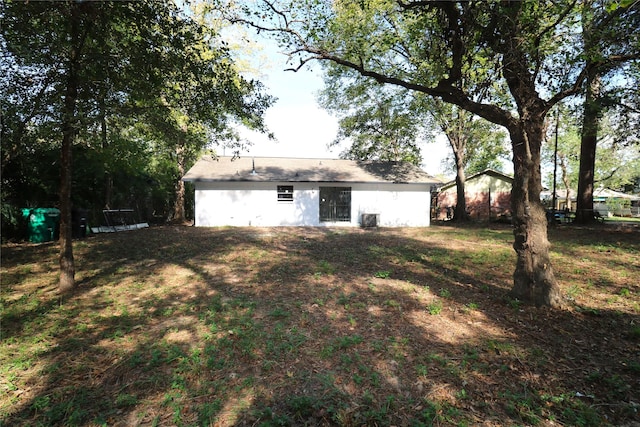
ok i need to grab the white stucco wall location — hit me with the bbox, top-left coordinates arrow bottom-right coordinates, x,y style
193,181 -> 431,227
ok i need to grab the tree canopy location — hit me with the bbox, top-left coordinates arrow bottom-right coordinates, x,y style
318,68 -> 430,165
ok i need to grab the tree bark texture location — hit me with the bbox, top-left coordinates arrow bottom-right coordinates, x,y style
508,124 -> 563,307
443,111 -> 469,222
59,120 -> 75,293
575,69 -> 601,224
173,138 -> 186,222
560,155 -> 572,211
453,157 -> 468,222
59,4 -> 82,293
495,11 -> 563,307
100,99 -> 113,209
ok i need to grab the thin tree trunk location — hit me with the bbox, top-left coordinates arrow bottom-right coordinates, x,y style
453,155 -> 468,221
173,138 -> 186,222
100,99 -> 113,209
60,119 -> 75,293
446,113 -> 469,222
104,174 -> 113,210
59,4 -> 82,293
560,155 -> 572,211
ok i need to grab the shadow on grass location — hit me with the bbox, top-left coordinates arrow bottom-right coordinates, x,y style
1,224 -> 639,426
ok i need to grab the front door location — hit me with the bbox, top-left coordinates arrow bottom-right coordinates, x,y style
319,187 -> 351,222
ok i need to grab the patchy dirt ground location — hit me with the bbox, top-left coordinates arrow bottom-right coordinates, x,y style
1,223 -> 639,426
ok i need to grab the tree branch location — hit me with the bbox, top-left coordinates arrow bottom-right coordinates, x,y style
594,167 -> 619,184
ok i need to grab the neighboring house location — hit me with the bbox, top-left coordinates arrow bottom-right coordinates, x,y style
182,156 -> 441,227
593,188 -> 640,217
541,188 -> 640,217
436,169 -> 513,220
540,189 -> 576,212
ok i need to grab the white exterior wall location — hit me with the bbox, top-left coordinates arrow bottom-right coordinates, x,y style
194,181 -> 431,227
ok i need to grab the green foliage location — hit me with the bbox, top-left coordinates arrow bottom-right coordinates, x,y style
322,334 -> 365,358
374,270 -> 391,279
426,299 -> 443,315
334,334 -> 364,349
115,393 -> 138,408
629,325 -> 640,339
542,108 -> 640,195
319,72 -> 428,165
439,288 -> 451,298
0,0 -> 272,227
465,302 -> 479,311
268,307 -> 291,319
501,388 -> 543,425
385,299 -> 401,309
436,101 -> 510,175
316,260 -> 336,276
508,298 -> 522,311
319,64 -> 510,174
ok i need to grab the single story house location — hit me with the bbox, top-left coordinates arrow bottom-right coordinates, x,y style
541,187 -> 640,217
592,188 -> 640,217
436,169 -> 513,220
540,188 -> 576,211
182,156 -> 441,227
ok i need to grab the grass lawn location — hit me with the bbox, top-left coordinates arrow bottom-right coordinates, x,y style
1,223 -> 639,426
603,216 -> 640,224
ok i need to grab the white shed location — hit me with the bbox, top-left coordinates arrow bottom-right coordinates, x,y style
182,156 -> 441,227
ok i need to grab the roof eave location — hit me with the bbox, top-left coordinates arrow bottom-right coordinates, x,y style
184,178 -> 438,185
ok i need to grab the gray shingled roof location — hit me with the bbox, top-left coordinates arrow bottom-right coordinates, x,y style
183,156 -> 441,184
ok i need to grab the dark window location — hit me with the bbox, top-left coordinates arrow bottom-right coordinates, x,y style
319,187 -> 351,222
277,185 -> 294,202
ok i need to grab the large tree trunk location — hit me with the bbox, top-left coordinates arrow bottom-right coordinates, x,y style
575,68 -> 601,224
508,122 -> 563,307
575,0 -> 602,225
493,7 -> 563,307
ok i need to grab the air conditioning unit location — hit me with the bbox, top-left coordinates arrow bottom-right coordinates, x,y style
361,213 -> 379,228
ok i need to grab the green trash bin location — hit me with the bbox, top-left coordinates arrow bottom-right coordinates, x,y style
21,208 -> 60,243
